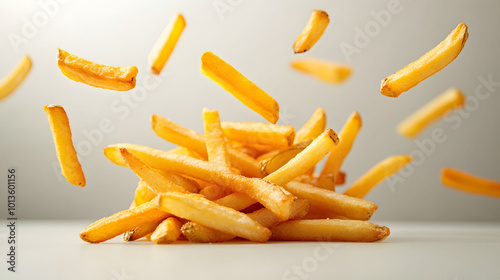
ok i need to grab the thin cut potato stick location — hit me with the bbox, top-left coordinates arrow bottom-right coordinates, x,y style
303,205 -> 348,220
294,107 -> 326,144
155,169 -> 200,193
155,193 -> 271,242
133,180 -> 157,206
284,181 -> 377,220
150,217 -> 184,244
80,200 -> 170,243
151,114 -> 261,177
291,59 -> 352,84
398,88 -> 465,138
148,13 -> 185,75
181,198 -> 310,243
199,184 -> 228,201
125,218 -> 163,242
260,140 -> 312,176
344,155 -> 413,198
201,52 -> 279,123
214,192 -> 256,210
441,167 -> 500,198
0,55 -> 31,101
293,10 -> 330,53
381,23 -> 469,97
104,144 -> 295,220
120,148 -> 189,194
320,111 -> 362,181
203,108 -> 231,170
221,122 -> 295,150
44,105 -> 86,187
270,219 -> 390,242
264,129 -> 339,186
57,48 -> 138,91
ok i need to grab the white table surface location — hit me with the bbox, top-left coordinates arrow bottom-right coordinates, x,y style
1,220 -> 499,280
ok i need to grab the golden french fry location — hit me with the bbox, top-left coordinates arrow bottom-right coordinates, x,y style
151,114 -> 261,177
0,55 -> 31,101
260,140 -> 312,176
381,23 -> 469,97
155,193 -> 271,242
344,155 -> 413,198
148,13 -> 185,75
441,167 -> 500,198
133,180 -> 157,206
270,219 -> 390,242
295,173 -> 345,190
104,144 -> 295,220
221,121 -> 295,151
165,146 -> 205,160
57,48 -> 138,91
293,10 -> 330,53
181,198 -> 310,243
44,105 -> 85,187
303,205 -> 348,220
155,169 -> 200,193
291,59 -> 352,84
264,129 -> 339,186
214,192 -> 257,210
203,108 -> 231,170
80,200 -> 170,243
201,52 -> 279,123
199,184 -> 228,201
398,88 -> 465,138
150,217 -> 184,244
125,218 -> 163,242
294,107 -> 326,144
120,148 -> 189,194
320,111 -> 361,182
284,181 -> 377,220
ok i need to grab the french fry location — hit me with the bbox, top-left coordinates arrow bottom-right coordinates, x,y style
203,108 -> 231,170
221,122 -> 295,151
320,111 -> 361,182
80,200 -> 170,243
294,107 -> 326,144
201,52 -> 279,123
260,140 -> 312,176
120,148 -> 189,194
303,205 -> 348,220
0,55 -> 31,101
215,192 -> 257,210
441,167 -> 500,198
295,172 -> 345,190
104,144 -> 295,220
293,10 -> 330,53
124,218 -> 163,242
155,169 -> 200,193
264,129 -> 339,186
181,198 -> 310,243
398,88 -> 465,138
199,184 -> 228,201
381,23 -> 469,97
44,105 -> 86,187
148,13 -> 185,75
150,217 -> 184,244
284,181 -> 377,220
151,114 -> 261,177
344,155 -> 413,198
56,48 -> 138,91
133,180 -> 157,206
291,59 -> 352,84
155,193 -> 271,242
270,219 -> 390,242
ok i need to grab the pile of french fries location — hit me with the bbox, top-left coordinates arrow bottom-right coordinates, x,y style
35,8 -> 500,246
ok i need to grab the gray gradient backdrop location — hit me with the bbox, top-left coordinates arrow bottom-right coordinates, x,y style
0,0 -> 499,221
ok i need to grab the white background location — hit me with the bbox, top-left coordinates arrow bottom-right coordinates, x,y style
0,0 -> 499,221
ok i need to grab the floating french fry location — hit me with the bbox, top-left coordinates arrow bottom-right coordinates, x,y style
0,55 -> 31,101
291,59 -> 352,84
381,23 -> 468,97
201,52 -> 279,123
441,167 -> 500,198
293,10 -> 330,53
57,48 -> 138,91
148,13 -> 185,75
344,155 -> 413,198
398,88 -> 465,138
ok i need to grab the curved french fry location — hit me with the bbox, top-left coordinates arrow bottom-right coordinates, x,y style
343,155 -> 413,198
441,167 -> 500,198
0,55 -> 31,101
398,88 -> 465,138
148,13 -> 185,75
201,52 -> 279,123
291,59 -> 352,84
381,23 -> 468,97
293,10 -> 330,53
57,48 -> 138,91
